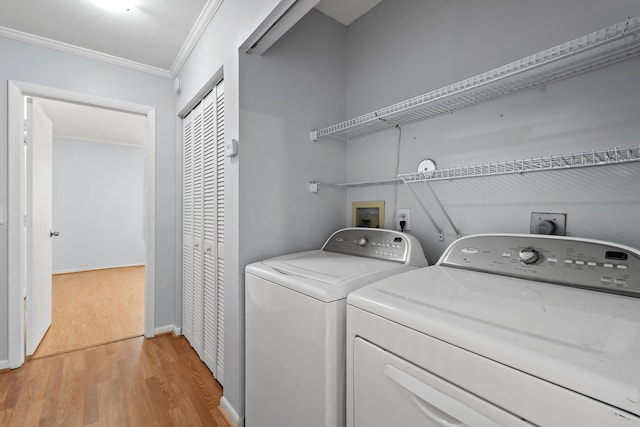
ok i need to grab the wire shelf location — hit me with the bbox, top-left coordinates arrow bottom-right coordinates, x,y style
310,16 -> 640,141
399,145 -> 640,183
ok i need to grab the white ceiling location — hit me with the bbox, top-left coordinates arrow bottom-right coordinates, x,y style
38,98 -> 147,147
315,0 -> 382,26
2,0 -> 380,142
0,0 -> 209,75
0,0 -> 380,76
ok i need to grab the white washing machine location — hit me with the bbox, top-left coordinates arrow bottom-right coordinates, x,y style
347,234 -> 640,427
245,228 -> 428,427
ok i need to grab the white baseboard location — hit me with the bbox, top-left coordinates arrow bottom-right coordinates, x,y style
220,397 -> 244,427
53,263 -> 145,275
0,359 -> 9,370
154,324 -> 179,336
173,326 -> 182,335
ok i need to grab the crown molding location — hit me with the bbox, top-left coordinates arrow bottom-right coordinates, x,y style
0,25 -> 172,79
170,0 -> 224,77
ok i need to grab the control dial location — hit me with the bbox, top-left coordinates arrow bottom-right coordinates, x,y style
357,236 -> 369,247
519,247 -> 540,265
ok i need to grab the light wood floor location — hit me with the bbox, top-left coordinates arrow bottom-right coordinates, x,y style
0,335 -> 229,426
33,266 -> 145,359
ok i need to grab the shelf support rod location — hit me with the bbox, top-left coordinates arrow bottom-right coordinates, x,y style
405,183 -> 445,241
425,182 -> 462,239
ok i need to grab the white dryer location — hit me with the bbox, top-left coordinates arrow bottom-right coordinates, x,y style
347,234 -> 640,427
245,228 -> 428,427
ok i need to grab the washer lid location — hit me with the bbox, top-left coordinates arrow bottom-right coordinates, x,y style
348,266 -> 640,416
246,250 -> 413,302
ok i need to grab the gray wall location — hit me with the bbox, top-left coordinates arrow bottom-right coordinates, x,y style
52,139 -> 145,273
239,10 -> 347,264
342,0 -> 640,263
237,9 -> 348,417
0,36 -> 176,361
175,0 -> 294,418
177,2 -> 348,419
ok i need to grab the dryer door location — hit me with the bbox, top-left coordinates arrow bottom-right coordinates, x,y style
353,338 -> 534,427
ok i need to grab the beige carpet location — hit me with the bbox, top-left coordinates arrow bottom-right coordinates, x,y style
32,266 -> 145,359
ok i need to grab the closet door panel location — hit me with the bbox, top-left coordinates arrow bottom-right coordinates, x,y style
182,80 -> 225,385
215,82 -> 225,384
202,89 -> 218,375
191,104 -> 205,358
182,112 -> 194,344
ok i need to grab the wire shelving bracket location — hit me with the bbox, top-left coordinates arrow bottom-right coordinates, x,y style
310,16 -> 640,141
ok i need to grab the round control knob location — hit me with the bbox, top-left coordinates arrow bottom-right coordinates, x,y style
519,247 -> 540,265
357,236 -> 369,247
536,220 -> 556,235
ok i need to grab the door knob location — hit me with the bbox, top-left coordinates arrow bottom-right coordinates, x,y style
50,230 -> 60,237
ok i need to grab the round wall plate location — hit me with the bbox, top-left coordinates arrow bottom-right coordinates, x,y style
417,158 -> 437,176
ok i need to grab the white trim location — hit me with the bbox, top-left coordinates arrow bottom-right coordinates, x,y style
154,324 -> 178,335
52,134 -> 146,148
144,109 -> 157,339
52,263 -> 146,275
7,82 -> 25,369
0,360 -> 9,371
170,0 -> 225,77
0,25 -> 171,78
7,80 -> 157,368
220,397 -> 244,427
239,0 -> 318,55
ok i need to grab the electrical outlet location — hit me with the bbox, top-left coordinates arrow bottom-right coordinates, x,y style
397,209 -> 411,232
530,212 -> 566,236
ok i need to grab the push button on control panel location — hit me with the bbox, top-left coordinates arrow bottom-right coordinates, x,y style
614,279 -> 627,287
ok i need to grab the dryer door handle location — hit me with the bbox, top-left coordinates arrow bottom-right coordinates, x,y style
270,266 -> 305,279
384,364 -> 470,426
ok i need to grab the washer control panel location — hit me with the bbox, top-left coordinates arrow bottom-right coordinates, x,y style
440,234 -> 640,297
322,228 -> 427,266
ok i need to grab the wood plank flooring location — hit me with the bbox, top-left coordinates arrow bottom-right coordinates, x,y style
0,335 -> 230,427
33,266 -> 145,359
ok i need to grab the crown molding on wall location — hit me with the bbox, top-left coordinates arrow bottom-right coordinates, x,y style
0,25 -> 172,79
170,0 -> 224,77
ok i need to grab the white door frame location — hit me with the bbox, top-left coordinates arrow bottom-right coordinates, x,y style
7,80 -> 156,368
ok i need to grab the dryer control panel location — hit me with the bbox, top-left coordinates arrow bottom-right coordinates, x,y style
322,228 -> 428,267
439,234 -> 640,297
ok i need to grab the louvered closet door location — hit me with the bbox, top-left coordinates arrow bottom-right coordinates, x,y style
202,81 -> 225,384
182,80 -> 225,385
182,112 -> 194,345
191,103 -> 205,357
214,82 -> 225,384
183,102 -> 205,358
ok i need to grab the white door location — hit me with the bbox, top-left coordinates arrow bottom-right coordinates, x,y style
182,80 -> 225,384
25,98 -> 54,356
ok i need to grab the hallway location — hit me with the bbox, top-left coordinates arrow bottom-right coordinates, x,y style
33,266 -> 145,359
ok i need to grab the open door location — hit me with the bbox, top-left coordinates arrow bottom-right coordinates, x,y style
25,98 -> 54,356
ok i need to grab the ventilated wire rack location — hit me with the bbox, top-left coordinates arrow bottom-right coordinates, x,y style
399,145 -> 640,183
311,16 -> 640,141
